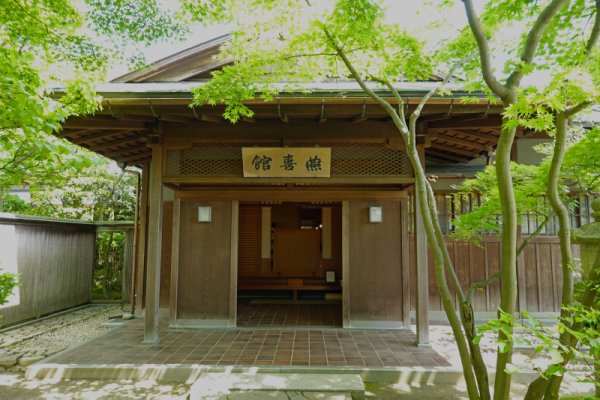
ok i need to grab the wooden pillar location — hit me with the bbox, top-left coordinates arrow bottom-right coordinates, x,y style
229,201 -> 239,327
342,200 -> 350,328
400,197 -> 411,329
135,162 -> 150,316
169,196 -> 181,326
414,142 -> 430,346
144,145 -> 163,344
122,229 -> 133,302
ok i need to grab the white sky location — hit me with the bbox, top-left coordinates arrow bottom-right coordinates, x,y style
107,0 -> 482,81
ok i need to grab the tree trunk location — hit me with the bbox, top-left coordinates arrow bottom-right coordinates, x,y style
406,144 -> 482,400
493,124 -> 520,400
525,113 -> 599,400
541,112 -> 575,400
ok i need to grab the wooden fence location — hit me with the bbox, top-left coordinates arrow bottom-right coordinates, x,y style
410,234 -> 578,313
0,214 -> 96,326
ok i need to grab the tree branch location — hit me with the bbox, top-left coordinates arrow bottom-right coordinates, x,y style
565,100 -> 593,118
505,0 -> 569,90
585,0 -> 600,57
517,212 -> 553,255
461,0 -> 509,98
467,271 -> 501,304
410,60 -> 464,135
323,29 -> 410,138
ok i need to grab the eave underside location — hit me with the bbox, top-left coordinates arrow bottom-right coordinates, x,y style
56,96 -> 546,180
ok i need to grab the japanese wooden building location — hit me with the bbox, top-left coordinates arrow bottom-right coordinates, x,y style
56,35 -> 571,346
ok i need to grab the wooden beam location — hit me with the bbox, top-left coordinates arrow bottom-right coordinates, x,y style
386,138 -> 405,151
426,154 -> 459,164
169,197 -> 180,326
135,162 -> 150,316
400,198 -> 411,329
118,114 -> 157,122
426,150 -> 470,163
342,200 -> 350,328
75,130 -> 130,145
93,135 -> 143,151
165,119 -> 399,140
64,118 -> 147,130
57,129 -> 89,139
175,188 -> 408,202
229,201 -> 239,326
144,145 -> 163,344
433,134 -> 494,152
160,114 -> 195,124
198,113 -> 223,123
108,144 -> 149,156
430,142 -> 481,157
163,176 -> 413,186
428,116 -> 502,130
119,152 -> 152,163
444,129 -> 499,143
242,117 -> 255,123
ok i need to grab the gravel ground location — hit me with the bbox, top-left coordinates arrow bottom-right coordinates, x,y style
0,304 -> 191,399
1,305 -> 122,357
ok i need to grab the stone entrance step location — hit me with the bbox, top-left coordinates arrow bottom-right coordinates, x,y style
189,372 -> 365,400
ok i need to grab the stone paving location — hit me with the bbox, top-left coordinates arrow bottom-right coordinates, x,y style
42,317 -> 451,369
0,304 -> 595,398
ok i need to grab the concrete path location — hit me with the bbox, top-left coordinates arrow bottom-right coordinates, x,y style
189,372 -> 364,399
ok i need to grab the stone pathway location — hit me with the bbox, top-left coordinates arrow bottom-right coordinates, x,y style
0,305 -> 121,372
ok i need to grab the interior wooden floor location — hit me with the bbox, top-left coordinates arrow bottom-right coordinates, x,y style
236,298 -> 342,328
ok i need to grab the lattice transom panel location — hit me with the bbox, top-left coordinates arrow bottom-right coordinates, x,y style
166,144 -> 242,176
331,143 -> 409,176
165,143 -> 409,177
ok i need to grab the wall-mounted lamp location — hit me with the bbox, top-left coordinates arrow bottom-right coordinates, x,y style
369,206 -> 383,223
198,206 -> 212,222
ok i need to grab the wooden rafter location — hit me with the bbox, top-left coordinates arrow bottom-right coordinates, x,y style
428,116 -> 503,130
117,114 -> 157,122
64,118 -> 148,131
108,144 -> 149,156
433,134 -> 494,152
426,150 -> 470,163
160,114 -> 195,124
75,130 -> 132,145
444,129 -> 499,143
93,135 -> 143,151
119,152 -> 152,162
57,129 -> 89,139
430,142 -> 482,157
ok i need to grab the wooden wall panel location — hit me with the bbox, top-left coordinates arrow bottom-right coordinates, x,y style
160,202 -> 173,308
0,221 -> 95,327
428,246 -> 441,310
469,243 -> 487,311
348,200 -> 402,324
485,240 -> 502,311
524,243 -> 539,311
409,234 -> 570,313
551,242 -> 562,311
538,242 -> 555,311
322,206 -> 343,278
177,200 -> 232,321
238,206 -> 262,278
273,229 -> 321,276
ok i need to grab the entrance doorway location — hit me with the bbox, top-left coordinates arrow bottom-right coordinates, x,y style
237,202 -> 343,327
